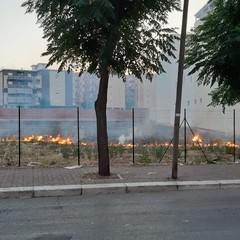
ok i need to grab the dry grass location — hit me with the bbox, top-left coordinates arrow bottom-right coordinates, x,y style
0,141 -> 238,167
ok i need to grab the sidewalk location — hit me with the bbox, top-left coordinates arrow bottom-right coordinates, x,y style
0,163 -> 240,198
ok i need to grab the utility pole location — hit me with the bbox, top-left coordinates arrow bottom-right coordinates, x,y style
172,0 -> 189,179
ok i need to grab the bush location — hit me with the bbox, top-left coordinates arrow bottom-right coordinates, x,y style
139,147 -> 151,165
61,145 -> 71,159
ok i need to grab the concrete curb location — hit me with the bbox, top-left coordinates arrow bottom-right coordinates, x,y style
1,180 -> 240,198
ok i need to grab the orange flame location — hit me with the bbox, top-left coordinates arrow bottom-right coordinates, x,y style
225,141 -> 239,148
192,134 -> 203,145
1,134 -> 73,145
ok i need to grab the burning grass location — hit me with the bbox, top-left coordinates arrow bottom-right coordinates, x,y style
0,134 -> 239,167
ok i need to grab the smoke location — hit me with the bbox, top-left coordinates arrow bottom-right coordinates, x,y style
118,134 -> 132,144
116,121 -> 174,144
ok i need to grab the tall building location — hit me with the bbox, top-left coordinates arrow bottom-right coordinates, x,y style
108,75 -> 125,109
125,75 -> 138,109
73,72 -> 99,109
0,63 -> 73,108
73,71 -> 157,110
0,68 -> 40,108
32,63 -> 73,107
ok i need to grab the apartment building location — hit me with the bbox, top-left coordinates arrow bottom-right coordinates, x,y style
0,69 -> 40,108
73,72 -> 156,110
0,62 -> 157,111
0,63 -> 73,108
73,72 -> 99,109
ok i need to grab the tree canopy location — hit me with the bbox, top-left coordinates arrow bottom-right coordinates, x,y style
22,0 -> 180,81
22,0 -> 181,175
185,0 -> 240,109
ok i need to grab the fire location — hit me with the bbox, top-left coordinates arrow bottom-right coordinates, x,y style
192,134 -> 203,145
0,134 -> 73,145
80,142 -> 95,146
48,135 -> 73,145
225,141 -> 239,148
0,135 -> 238,149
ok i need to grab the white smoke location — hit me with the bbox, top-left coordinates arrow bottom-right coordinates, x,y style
118,134 -> 132,144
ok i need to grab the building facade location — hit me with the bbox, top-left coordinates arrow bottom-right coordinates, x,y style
0,63 -> 156,111
0,69 -> 40,108
0,63 -> 73,108
194,0 -> 215,28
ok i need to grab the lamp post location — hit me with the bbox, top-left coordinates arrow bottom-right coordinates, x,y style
172,0 -> 189,179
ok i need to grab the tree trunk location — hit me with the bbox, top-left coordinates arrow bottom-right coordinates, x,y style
95,64 -> 110,176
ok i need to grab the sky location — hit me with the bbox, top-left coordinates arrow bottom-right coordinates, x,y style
0,0 -> 208,70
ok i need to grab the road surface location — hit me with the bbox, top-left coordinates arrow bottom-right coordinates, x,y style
0,189 -> 240,240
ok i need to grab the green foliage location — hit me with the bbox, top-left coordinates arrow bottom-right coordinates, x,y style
154,146 -> 164,159
108,144 -> 126,158
186,0 -> 240,109
60,145 -> 71,159
116,144 -> 125,157
92,145 -> 98,159
139,147 -> 151,165
225,146 -> 235,155
48,142 -> 60,153
108,144 -> 117,158
72,144 -> 79,157
22,0 -> 180,80
135,143 -> 144,155
0,142 -> 18,166
84,145 -> 92,160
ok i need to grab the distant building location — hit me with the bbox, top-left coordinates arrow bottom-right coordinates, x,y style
32,63 -> 73,107
0,63 -> 157,110
73,72 -> 99,109
73,71 -> 156,110
108,75 -> 125,109
194,0 -> 215,28
0,69 -> 40,108
0,63 -> 73,108
125,75 -> 138,109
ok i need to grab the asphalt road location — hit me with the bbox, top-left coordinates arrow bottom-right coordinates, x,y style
0,189 -> 240,240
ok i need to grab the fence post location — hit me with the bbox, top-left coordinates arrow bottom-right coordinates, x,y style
233,109 -> 236,162
132,108 -> 135,164
18,106 -> 21,167
184,108 -> 187,163
77,107 -> 80,165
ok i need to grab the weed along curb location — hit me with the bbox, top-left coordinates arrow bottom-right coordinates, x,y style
1,180 -> 240,198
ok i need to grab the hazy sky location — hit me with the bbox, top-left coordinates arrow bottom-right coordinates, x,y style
0,0 -> 208,70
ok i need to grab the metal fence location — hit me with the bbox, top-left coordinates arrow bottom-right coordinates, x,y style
0,107 -> 239,167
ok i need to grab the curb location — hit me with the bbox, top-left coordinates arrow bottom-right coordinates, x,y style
1,180 -> 240,199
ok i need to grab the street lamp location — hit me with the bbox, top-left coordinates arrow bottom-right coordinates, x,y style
172,0 -> 189,179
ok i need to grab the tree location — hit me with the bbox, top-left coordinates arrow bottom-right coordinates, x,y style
185,0 -> 240,111
22,0 -> 180,176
